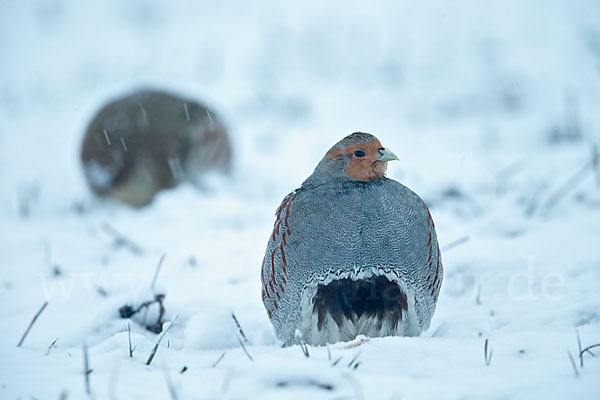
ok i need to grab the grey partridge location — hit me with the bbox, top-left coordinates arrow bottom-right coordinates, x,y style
261,132 -> 442,346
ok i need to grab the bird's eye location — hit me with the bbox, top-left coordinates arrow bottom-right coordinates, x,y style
354,150 -> 366,158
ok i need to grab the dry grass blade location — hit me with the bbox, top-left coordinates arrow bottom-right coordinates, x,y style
576,328 -> 583,367
102,222 -> 144,255
346,351 -> 361,369
580,343 -> 600,358
543,159 -> 595,213
128,319 -> 134,358
567,351 -> 579,377
231,312 -> 249,343
296,335 -> 310,358
146,315 -> 178,366
151,253 -> 167,292
212,352 -> 226,368
484,338 -> 493,366
17,301 -> 49,347
236,335 -> 254,362
46,337 -> 59,356
589,142 -> 600,187
494,160 -> 524,193
575,327 -> 600,366
220,368 -> 233,394
83,342 -> 92,395
475,283 -> 482,305
524,181 -> 548,217
344,338 -> 370,349
442,235 -> 470,251
162,363 -> 179,400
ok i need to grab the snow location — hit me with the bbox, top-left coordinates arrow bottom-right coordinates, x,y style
1,0 -> 600,399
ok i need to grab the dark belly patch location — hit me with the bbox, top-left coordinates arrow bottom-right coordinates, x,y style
312,276 -> 408,331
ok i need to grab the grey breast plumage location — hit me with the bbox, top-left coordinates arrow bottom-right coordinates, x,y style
262,169 -> 442,346
81,89 -> 232,207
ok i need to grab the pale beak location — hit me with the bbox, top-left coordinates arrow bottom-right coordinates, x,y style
376,148 -> 399,162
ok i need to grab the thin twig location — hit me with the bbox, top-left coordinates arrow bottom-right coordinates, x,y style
236,335 -> 254,362
17,301 -> 49,347
151,253 -> 167,292
146,316 -> 178,366
231,313 -> 249,343
442,236 -> 470,252
212,352 -> 226,368
327,345 -> 332,362
83,343 -> 92,396
567,351 -> 579,377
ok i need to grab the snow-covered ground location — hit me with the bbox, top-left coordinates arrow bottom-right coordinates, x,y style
1,0 -> 600,398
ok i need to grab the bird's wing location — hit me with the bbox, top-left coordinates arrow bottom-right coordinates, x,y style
386,180 -> 443,305
261,190 -> 298,320
421,200 -> 443,303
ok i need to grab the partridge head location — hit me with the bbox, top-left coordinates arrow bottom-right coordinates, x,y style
305,132 -> 399,185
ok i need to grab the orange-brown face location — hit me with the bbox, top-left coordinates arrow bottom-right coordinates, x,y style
327,139 -> 391,182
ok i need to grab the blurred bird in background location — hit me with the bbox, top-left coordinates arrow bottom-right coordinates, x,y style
80,89 -> 232,207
